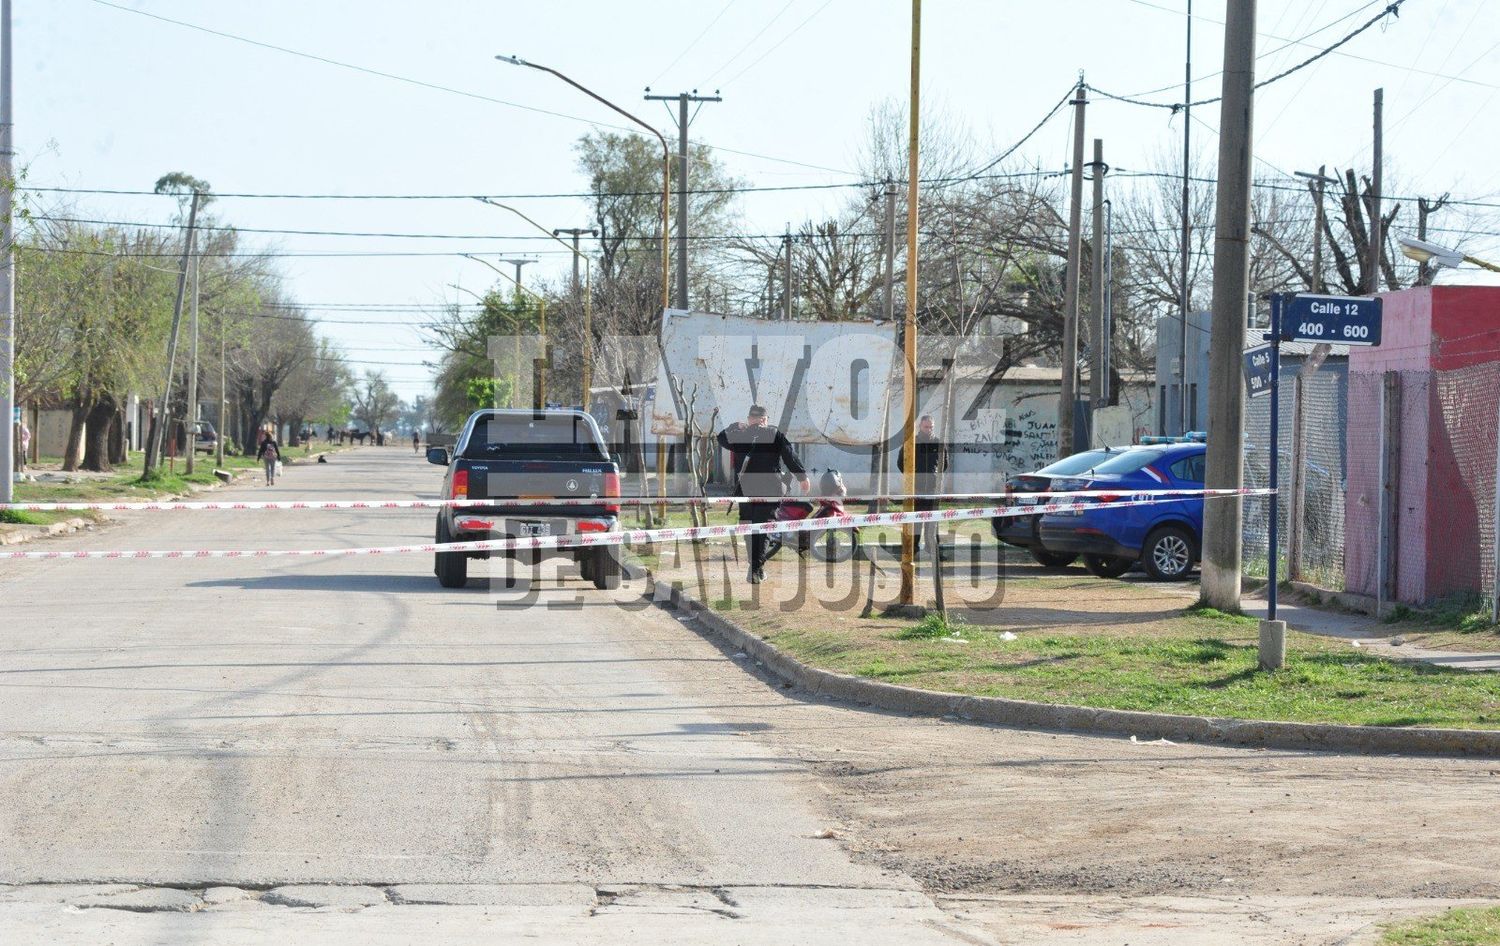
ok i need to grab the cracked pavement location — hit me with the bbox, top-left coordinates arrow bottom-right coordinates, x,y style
2,447 -> 1496,944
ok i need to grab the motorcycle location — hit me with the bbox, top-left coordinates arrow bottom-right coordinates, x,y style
762,469 -> 861,564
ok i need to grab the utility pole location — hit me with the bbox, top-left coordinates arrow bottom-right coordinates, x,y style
1200,0 -> 1257,613
1179,0 -> 1193,436
144,190 -> 202,476
644,88 -> 721,311
1369,87 -> 1384,295
782,226 -> 792,321
216,312 -> 226,468
896,0 -> 922,611
0,0 -> 13,503
1296,166 -> 1337,293
1088,138 -> 1108,427
552,227 -> 596,293
184,243 -> 201,472
1058,77 -> 1087,460
498,257 -> 534,291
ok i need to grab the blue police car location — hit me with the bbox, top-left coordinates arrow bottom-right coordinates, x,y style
1037,435 -> 1206,581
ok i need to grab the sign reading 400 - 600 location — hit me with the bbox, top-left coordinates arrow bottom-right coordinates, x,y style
1278,293 -> 1383,346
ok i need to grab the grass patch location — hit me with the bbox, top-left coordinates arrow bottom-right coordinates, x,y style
761,613 -> 1500,729
15,452 -> 260,505
1183,604 -> 1256,626
1381,906 -> 1500,945
894,612 -> 968,640
0,508 -> 51,525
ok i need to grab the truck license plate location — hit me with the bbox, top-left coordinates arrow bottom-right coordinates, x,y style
520,522 -> 551,537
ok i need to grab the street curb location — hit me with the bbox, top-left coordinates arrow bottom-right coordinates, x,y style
0,516 -> 94,546
648,577 -> 1500,759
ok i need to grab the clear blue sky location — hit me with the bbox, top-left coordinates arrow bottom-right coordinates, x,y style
21,0 -> 1500,401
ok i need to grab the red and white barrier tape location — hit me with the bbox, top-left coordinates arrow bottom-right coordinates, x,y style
0,489 -> 1272,561
0,488 -> 1253,513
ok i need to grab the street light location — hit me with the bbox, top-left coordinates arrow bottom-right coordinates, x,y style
1396,233 -> 1500,273
496,54 -> 671,319
474,198 -> 596,409
464,253 -> 548,409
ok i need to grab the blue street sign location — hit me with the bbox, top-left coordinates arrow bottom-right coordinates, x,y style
1279,293 -> 1383,346
1242,344 -> 1273,399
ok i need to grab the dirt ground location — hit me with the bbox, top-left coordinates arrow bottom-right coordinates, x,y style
641,535 -> 1500,942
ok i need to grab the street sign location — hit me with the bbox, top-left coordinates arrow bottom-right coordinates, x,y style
1242,344 -> 1273,399
1279,293 -> 1383,346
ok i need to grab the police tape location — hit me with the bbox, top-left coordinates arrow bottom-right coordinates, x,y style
0,489 -> 1272,561
0,488 -> 1246,513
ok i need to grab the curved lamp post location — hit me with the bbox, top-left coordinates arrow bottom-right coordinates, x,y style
474,197 -> 595,409
1397,234 -> 1500,274
496,55 -> 671,319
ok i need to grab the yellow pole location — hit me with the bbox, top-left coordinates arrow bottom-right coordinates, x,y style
898,0 -> 921,607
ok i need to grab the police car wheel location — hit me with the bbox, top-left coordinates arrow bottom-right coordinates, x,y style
1142,526 -> 1196,581
1083,554 -> 1133,580
1029,549 -> 1077,569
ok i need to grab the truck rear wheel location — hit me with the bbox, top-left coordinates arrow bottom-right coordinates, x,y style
592,545 -> 621,590
577,549 -> 595,582
434,518 -> 468,588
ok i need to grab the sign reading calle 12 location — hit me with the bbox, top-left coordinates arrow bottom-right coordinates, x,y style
1278,293 -> 1383,346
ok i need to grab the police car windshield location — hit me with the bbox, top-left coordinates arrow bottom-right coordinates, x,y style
1039,449 -> 1119,476
1089,449 -> 1168,475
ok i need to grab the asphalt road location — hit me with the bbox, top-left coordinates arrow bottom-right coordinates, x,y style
0,447 -> 983,943
3,447 -> 1498,945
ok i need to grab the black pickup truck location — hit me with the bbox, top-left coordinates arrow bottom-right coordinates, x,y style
426,409 -> 623,589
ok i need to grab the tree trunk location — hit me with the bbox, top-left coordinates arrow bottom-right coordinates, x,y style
108,408 -> 127,466
288,415 -> 304,447
81,394 -> 120,472
61,404 -> 87,472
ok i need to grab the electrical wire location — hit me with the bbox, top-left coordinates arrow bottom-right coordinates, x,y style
648,0 -> 740,87
702,0 -> 797,84
720,0 -> 837,87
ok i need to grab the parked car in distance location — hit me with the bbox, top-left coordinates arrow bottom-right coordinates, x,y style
427,409 -> 622,590
1037,437 -> 1207,581
992,446 -> 1136,569
192,421 -> 219,454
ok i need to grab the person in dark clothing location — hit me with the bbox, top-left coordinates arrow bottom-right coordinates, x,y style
897,414 -> 947,554
257,433 -> 281,486
718,405 -> 809,584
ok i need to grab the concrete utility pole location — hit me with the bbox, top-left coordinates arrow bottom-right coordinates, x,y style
1179,0 -> 1193,436
144,190 -> 202,477
1058,77 -> 1087,460
0,0 -> 13,503
184,245 -> 201,472
1088,138 -> 1108,424
216,313 -> 226,469
1200,0 -> 1257,612
782,226 -> 792,321
1369,87 -> 1384,295
553,227 -> 596,294
498,257 -> 534,291
896,0 -> 922,610
644,88 -> 721,311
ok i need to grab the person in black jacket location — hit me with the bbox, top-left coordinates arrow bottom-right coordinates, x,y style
897,414 -> 947,554
718,405 -> 809,584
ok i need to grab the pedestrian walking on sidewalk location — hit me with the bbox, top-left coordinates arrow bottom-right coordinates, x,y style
718,405 -> 809,585
412,430 -> 421,454
897,414 -> 948,555
257,433 -> 281,486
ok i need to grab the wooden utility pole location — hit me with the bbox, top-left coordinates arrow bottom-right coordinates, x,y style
1058,78 -> 1087,459
1200,0 -> 1257,612
184,243 -> 201,472
896,0 -> 922,609
1370,88 -> 1384,294
1088,138 -> 1108,428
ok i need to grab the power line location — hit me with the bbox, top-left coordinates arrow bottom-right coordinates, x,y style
82,0 -> 859,178
649,0 -> 740,87
721,0 -> 837,87
703,0 -> 797,84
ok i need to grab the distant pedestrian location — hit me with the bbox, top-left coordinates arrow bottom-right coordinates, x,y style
327,425 -> 335,441
17,419 -> 29,471
257,433 -> 281,486
897,414 -> 948,555
412,430 -> 421,454
718,405 -> 808,584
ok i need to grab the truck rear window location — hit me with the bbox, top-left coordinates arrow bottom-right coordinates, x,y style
462,414 -> 609,461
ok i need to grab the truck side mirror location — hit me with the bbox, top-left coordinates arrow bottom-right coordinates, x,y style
426,446 -> 450,466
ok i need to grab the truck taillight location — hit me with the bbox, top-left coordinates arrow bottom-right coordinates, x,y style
451,469 -> 469,499
603,471 -> 620,513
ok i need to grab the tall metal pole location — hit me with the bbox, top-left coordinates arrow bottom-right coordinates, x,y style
1179,0 -> 1192,435
216,313 -> 226,468
1058,78 -> 1087,459
1088,138 -> 1107,428
877,182 -> 896,511
1200,0 -> 1257,612
1313,166 -> 1325,292
0,0 -> 13,503
897,0 -> 921,608
144,190 -> 201,476
1103,197 -> 1114,406
184,241 -> 200,472
1370,87 -> 1384,295
782,226 -> 792,321
645,89 -> 720,311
